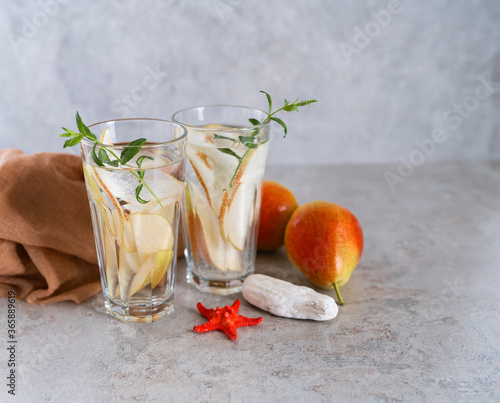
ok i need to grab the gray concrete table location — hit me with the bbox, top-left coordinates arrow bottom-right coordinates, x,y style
2,162 -> 499,402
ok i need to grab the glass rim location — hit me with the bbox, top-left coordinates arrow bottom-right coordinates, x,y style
81,118 -> 187,148
171,105 -> 270,132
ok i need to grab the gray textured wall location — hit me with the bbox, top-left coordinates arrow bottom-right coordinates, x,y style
1,0 -> 499,166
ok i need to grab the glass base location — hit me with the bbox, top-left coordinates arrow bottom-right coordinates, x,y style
186,272 -> 244,295
104,296 -> 174,323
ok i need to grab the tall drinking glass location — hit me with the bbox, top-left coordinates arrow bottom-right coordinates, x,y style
80,119 -> 187,322
172,106 -> 270,294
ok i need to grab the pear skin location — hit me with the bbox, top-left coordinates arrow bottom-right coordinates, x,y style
284,201 -> 363,305
257,180 -> 298,251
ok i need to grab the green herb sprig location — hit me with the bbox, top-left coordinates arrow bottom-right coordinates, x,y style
216,91 -> 317,187
60,112 -> 162,206
255,90 -> 317,138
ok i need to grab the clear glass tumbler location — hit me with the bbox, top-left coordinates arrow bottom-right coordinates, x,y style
172,106 -> 270,294
80,119 -> 187,322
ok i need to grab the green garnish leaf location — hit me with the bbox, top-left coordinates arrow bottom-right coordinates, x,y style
282,98 -> 298,112
98,148 -> 110,163
107,160 -> 120,167
294,99 -> 318,107
282,98 -> 317,112
91,143 -> 104,167
259,90 -> 272,115
63,135 -> 83,148
270,117 -> 287,137
248,118 -> 260,126
136,155 -> 154,167
135,184 -> 150,204
219,148 -> 242,160
229,149 -> 248,187
239,135 -> 258,148
213,134 -> 236,142
120,138 -> 147,164
60,128 -> 80,138
76,112 -> 97,141
238,135 -> 254,144
134,155 -> 154,204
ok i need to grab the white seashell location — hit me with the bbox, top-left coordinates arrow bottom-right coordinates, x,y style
242,274 -> 338,321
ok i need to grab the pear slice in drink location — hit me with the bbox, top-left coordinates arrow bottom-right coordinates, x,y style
184,184 -> 199,261
125,213 -> 175,297
130,213 -> 174,261
151,249 -> 174,288
186,185 -> 240,272
190,184 -> 242,272
114,212 -> 174,299
229,142 -> 269,195
187,139 -> 244,216
221,184 -> 253,251
128,254 -> 153,297
111,209 -> 136,253
99,127 -> 113,144
86,165 -> 135,258
129,249 -> 174,295
219,142 -> 269,251
83,164 -> 116,236
103,222 -> 118,298
224,241 -> 242,272
118,248 -> 141,300
190,184 -> 224,268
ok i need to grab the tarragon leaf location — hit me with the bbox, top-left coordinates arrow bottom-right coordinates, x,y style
136,155 -> 154,168
91,143 -> 104,166
239,135 -> 254,144
282,101 -> 299,112
60,128 -> 79,138
219,148 -> 241,160
133,155 -> 154,203
135,184 -> 150,204
213,133 -> 236,142
295,99 -> 318,107
248,118 -> 260,126
106,159 -> 120,167
63,135 -> 83,148
98,148 -> 110,163
76,112 -> 97,141
120,138 -> 147,164
270,117 -> 287,137
259,90 -> 272,115
239,135 -> 258,149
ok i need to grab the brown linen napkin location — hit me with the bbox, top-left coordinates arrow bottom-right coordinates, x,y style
0,149 -> 101,304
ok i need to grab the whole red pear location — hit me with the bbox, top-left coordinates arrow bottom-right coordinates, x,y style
257,180 -> 299,251
284,201 -> 363,304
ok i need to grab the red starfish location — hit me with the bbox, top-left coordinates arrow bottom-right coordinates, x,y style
193,299 -> 263,340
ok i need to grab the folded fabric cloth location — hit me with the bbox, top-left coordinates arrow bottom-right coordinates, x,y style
0,149 -> 101,304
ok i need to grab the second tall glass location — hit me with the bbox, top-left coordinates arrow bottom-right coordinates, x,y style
173,106 -> 270,294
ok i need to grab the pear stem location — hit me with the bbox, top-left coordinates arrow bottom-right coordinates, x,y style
333,282 -> 344,305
